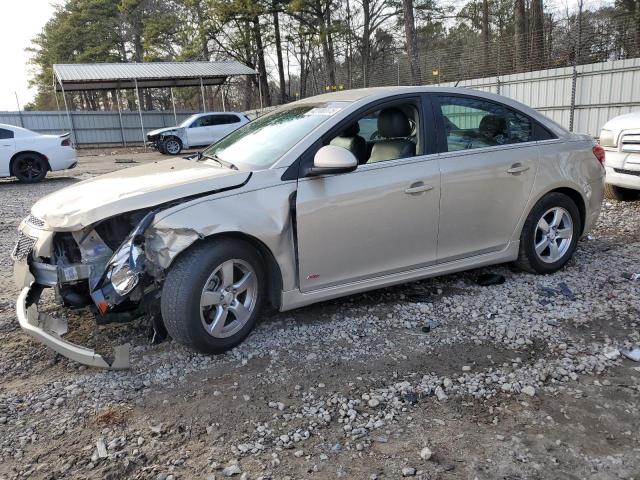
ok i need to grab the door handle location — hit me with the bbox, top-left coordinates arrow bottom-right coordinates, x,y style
405,182 -> 433,195
507,163 -> 530,174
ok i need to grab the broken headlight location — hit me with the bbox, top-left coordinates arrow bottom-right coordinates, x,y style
105,237 -> 144,296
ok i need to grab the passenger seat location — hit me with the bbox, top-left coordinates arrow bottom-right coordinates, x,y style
329,123 -> 367,164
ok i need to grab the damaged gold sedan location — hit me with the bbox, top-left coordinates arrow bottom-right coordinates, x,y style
13,87 -> 604,368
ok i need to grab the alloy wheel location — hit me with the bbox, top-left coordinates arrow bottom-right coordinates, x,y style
16,156 -> 44,181
534,207 -> 574,263
199,259 -> 258,338
165,139 -> 181,154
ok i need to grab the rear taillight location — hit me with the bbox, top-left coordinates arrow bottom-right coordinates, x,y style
61,138 -> 71,147
593,145 -> 605,166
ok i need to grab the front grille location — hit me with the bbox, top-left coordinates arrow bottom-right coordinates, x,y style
12,232 -> 37,260
26,214 -> 44,228
614,168 -> 640,177
621,133 -> 640,153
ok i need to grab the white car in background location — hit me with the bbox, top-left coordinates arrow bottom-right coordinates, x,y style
146,112 -> 250,155
599,111 -> 640,200
0,124 -> 77,183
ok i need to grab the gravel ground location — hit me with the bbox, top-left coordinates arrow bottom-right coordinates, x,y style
0,152 -> 639,480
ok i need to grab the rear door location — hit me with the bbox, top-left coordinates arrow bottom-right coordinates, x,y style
433,94 -> 540,263
0,128 -> 15,176
214,114 -> 244,140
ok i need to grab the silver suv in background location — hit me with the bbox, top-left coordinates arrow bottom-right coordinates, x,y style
146,112 -> 249,155
599,111 -> 640,200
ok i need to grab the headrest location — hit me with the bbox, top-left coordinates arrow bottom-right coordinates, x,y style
479,115 -> 507,135
378,107 -> 411,138
341,122 -> 360,137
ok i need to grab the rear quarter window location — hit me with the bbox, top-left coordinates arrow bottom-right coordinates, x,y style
0,128 -> 14,139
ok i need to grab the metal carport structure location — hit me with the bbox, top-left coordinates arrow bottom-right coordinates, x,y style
52,61 -> 258,145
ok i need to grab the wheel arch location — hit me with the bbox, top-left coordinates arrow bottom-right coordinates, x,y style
9,151 -> 51,175
167,231 -> 284,310
520,185 -> 587,239
546,187 -> 586,234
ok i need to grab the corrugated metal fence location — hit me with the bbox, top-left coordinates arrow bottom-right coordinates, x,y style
0,111 -> 197,146
0,107 -> 277,147
1,58 -> 638,144
441,57 -> 640,137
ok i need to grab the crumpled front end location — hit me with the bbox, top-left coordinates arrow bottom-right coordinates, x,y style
12,212 -> 163,369
146,127 -> 186,151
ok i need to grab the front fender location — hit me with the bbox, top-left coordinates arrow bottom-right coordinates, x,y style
145,174 -> 298,292
159,128 -> 187,145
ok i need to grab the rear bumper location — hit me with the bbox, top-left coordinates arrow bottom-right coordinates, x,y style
16,283 -> 129,369
49,148 -> 78,172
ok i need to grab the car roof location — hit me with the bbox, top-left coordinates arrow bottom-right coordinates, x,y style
0,123 -> 36,136
291,86 -> 569,136
196,112 -> 244,116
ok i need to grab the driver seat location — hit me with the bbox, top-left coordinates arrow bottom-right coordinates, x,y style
368,108 -> 415,163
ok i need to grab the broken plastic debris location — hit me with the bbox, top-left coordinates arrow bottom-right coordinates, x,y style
421,319 -> 441,333
557,282 -> 575,300
622,272 -> 640,281
603,348 -> 621,360
538,283 -> 575,301
406,292 -> 430,303
476,273 -> 505,286
620,346 -> 640,362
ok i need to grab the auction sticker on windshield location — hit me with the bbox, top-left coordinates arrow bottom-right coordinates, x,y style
304,106 -> 343,116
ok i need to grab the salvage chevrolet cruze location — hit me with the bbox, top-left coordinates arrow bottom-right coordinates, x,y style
13,87 -> 605,368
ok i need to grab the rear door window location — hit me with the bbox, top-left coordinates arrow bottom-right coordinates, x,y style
437,96 -> 534,152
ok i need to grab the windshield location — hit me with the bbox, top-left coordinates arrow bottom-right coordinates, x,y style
178,114 -> 200,128
202,102 -> 349,170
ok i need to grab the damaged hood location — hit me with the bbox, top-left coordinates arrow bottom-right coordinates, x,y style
31,158 -> 250,230
147,126 -> 183,137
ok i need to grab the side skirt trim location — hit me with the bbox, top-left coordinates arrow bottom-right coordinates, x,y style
280,242 -> 519,311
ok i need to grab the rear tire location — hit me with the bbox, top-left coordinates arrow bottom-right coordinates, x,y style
604,183 -> 639,201
162,136 -> 183,155
515,192 -> 581,274
12,153 -> 48,183
161,239 -> 266,354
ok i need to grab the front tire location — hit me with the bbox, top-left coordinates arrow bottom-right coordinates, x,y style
162,136 -> 183,155
161,239 -> 266,354
12,153 -> 48,183
515,192 -> 581,274
604,183 -> 639,201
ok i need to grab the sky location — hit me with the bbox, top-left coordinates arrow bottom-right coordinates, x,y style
0,1 -> 56,111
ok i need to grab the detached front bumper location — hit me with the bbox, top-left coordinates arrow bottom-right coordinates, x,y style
16,282 -> 130,369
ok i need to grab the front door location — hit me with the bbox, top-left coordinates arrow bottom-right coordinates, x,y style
433,94 -> 539,262
295,97 -> 440,292
186,115 -> 215,146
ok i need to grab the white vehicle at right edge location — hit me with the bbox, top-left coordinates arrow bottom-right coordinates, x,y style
600,111 -> 640,200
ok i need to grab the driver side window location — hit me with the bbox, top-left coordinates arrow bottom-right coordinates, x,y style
327,100 -> 422,165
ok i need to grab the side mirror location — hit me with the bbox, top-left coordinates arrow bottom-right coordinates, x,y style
307,145 -> 358,177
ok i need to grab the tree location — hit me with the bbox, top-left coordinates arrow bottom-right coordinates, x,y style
481,0 -> 489,74
402,0 -> 422,84
529,0 -> 545,69
514,0 -> 527,71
